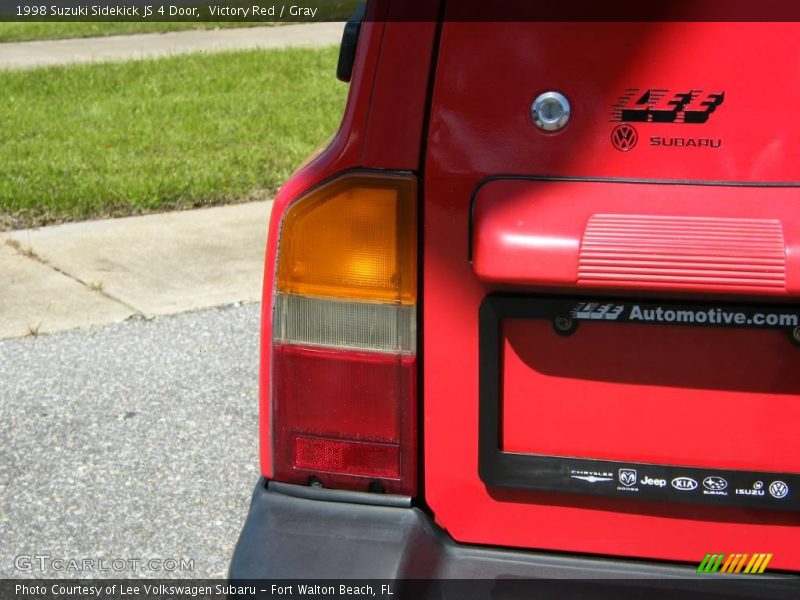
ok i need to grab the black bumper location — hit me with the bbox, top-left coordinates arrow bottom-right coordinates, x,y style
230,478 -> 799,598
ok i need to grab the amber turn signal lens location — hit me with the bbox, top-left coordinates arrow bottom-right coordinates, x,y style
276,174 -> 416,304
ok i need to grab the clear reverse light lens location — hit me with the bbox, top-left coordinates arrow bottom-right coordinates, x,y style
273,292 -> 416,354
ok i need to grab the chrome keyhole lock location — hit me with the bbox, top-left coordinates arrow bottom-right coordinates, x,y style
532,91 -> 571,131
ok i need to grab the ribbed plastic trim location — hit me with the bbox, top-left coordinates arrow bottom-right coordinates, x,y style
579,214 -> 786,291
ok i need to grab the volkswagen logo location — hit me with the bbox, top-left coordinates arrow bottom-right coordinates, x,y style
611,124 -> 638,152
769,481 -> 789,499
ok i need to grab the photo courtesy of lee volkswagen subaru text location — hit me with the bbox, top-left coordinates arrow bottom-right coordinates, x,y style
231,2 -> 800,595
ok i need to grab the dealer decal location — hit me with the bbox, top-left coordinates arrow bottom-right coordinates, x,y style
612,88 -> 725,124
610,88 -> 724,151
570,301 -> 800,331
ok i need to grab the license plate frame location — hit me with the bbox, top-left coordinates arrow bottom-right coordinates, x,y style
479,294 -> 800,511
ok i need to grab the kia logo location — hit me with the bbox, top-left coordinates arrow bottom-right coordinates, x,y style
672,477 -> 698,491
611,124 -> 638,152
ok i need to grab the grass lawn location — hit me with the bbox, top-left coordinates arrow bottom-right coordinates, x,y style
0,46 -> 347,229
0,22 -> 271,43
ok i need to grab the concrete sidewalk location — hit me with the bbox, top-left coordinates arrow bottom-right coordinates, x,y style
0,201 -> 272,340
0,22 -> 344,70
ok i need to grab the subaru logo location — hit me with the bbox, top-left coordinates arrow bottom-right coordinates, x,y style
672,477 -> 698,491
703,476 -> 728,491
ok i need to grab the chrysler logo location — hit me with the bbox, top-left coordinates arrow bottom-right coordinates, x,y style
611,124 -> 638,152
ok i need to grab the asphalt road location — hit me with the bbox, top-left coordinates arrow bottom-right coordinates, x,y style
0,303 -> 261,578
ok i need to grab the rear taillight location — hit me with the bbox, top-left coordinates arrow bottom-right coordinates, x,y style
270,173 -> 417,495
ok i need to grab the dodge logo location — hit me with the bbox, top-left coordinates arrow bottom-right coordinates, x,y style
611,124 -> 638,152
619,469 -> 637,487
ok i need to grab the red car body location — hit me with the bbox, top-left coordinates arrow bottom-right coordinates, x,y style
233,2 -> 800,591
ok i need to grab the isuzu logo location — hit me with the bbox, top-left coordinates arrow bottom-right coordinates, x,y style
611,124 -> 638,151
736,481 -> 766,496
672,477 -> 699,491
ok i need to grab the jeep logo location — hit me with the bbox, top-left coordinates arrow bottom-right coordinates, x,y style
640,476 -> 667,488
672,477 -> 699,491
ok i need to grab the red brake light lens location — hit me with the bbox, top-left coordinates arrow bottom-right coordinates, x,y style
269,173 -> 417,495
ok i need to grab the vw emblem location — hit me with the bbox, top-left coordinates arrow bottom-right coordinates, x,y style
611,123 -> 638,152
769,481 -> 789,499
